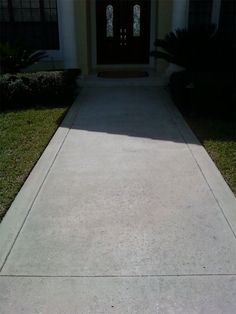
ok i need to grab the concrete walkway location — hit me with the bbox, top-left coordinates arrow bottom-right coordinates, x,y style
0,86 -> 236,313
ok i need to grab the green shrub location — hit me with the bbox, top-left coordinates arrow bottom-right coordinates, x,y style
0,70 -> 79,111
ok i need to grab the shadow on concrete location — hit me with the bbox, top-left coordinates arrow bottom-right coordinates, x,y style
59,86 -> 235,146
59,86 -> 188,143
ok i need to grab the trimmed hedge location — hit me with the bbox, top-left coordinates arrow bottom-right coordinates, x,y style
0,70 -> 79,111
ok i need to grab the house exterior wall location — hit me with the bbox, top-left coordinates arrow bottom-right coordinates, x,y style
22,0 -> 229,75
31,0 -> 89,74
25,0 -> 188,74
67,0 -> 189,74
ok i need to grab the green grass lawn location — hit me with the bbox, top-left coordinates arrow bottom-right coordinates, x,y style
0,106 -> 69,220
186,116 -> 236,195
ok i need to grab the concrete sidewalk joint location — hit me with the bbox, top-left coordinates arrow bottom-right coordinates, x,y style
0,86 -> 236,313
0,92 -> 85,270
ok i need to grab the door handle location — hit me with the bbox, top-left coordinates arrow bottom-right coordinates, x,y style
120,28 -> 127,46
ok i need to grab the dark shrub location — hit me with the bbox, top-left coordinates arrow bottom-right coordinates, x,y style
0,70 -> 79,111
151,25 -> 235,117
150,25 -> 235,73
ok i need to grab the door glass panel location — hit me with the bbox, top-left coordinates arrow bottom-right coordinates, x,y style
106,4 -> 113,37
133,4 -> 140,37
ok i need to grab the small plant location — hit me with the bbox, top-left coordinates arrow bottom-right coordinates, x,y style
151,24 -> 235,75
150,25 -> 219,72
0,42 -> 47,74
151,25 -> 235,117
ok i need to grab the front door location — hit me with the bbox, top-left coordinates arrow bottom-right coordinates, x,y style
96,0 -> 151,64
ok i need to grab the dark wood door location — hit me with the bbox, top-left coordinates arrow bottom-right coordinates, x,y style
96,0 -> 151,64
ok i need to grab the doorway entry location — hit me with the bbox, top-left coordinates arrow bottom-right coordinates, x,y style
96,0 -> 151,64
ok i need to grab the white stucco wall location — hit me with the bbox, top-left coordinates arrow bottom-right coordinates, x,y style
57,0 -> 79,69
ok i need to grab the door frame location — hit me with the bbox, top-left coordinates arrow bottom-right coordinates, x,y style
90,0 -> 157,69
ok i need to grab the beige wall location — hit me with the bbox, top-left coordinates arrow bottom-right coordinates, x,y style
74,0 -> 90,75
156,0 -> 173,72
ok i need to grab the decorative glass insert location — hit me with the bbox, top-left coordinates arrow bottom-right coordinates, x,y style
133,4 -> 140,37
106,4 -> 113,37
